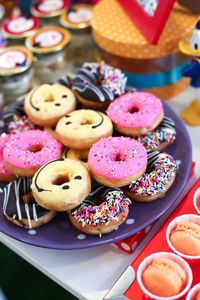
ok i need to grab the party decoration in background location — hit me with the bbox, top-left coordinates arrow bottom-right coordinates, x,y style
91,0 -> 198,99
179,19 -> 200,126
117,0 -> 176,44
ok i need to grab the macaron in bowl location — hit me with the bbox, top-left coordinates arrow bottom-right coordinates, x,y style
166,214 -> 200,265
137,251 -> 193,300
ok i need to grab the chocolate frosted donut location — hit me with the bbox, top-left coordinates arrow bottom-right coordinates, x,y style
69,185 -> 131,236
3,95 -> 25,124
57,75 -> 74,89
73,62 -> 127,108
137,116 -> 176,151
3,95 -> 35,134
2,177 -> 56,229
123,150 -> 177,202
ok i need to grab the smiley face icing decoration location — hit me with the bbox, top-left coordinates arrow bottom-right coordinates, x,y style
179,19 -> 200,126
24,83 -> 76,127
31,158 -> 91,211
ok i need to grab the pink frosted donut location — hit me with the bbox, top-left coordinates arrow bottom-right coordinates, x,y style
3,130 -> 62,177
88,136 -> 147,187
106,92 -> 164,136
0,134 -> 16,182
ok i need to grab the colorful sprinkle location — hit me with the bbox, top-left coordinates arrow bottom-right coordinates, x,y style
128,152 -> 178,196
71,189 -> 131,227
6,115 -> 35,134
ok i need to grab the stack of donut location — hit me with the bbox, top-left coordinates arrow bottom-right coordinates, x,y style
0,62 -> 178,236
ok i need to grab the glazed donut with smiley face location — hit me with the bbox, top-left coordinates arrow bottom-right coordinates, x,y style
55,109 -> 113,150
24,83 -> 76,127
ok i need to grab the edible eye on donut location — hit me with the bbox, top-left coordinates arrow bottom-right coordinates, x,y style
123,151 -> 178,202
106,92 -> 164,136
69,185 -> 131,236
55,109 -> 113,150
31,158 -> 91,211
2,177 -> 56,229
73,62 -> 127,108
88,136 -> 147,187
24,83 -> 76,127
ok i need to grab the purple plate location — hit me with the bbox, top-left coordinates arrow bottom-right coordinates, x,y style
0,102 -> 192,249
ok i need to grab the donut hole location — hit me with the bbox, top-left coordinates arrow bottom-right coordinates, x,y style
44,94 -> 55,102
80,152 -> 88,163
129,107 -> 139,114
80,119 -> 93,126
27,145 -> 43,153
52,175 -> 69,186
115,153 -> 125,162
82,157 -> 88,163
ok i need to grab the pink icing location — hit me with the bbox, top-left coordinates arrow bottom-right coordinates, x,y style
3,130 -> 62,169
0,134 -> 14,177
88,136 -> 147,180
106,92 -> 163,128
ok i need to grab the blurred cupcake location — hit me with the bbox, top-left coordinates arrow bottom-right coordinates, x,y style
166,214 -> 200,265
137,252 -> 192,299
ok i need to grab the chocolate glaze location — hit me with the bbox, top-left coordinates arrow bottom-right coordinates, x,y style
2,177 -> 50,222
74,64 -> 120,103
3,95 -> 25,123
75,185 -> 122,207
146,150 -> 162,173
157,116 -> 176,132
57,75 -> 74,89
29,88 -> 40,111
91,112 -> 104,129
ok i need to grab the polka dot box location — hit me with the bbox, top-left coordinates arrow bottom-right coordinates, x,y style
91,0 -> 198,99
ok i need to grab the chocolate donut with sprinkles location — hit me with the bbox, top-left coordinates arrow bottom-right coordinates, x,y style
136,116 -> 176,151
3,95 -> 35,134
69,185 -> 131,236
88,136 -> 147,188
1,177 -> 56,229
123,151 -> 178,202
73,62 -> 127,108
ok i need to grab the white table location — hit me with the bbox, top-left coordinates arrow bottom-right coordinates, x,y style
0,88 -> 200,300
